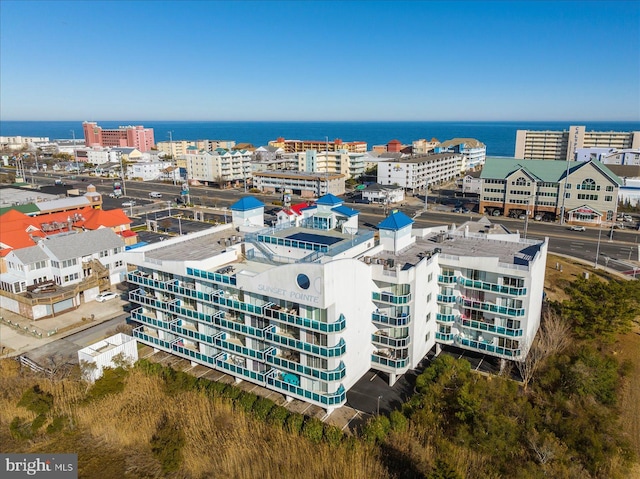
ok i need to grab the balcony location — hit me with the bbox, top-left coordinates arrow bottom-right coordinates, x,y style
215,354 -> 266,382
437,294 -> 457,303
371,353 -> 409,369
266,374 -> 346,406
372,291 -> 411,305
435,332 -> 454,342
371,332 -> 410,348
264,330 -> 346,358
436,313 -> 457,323
264,305 -> 346,333
456,337 -> 521,358
372,311 -> 410,327
133,326 -> 172,350
186,267 -> 237,286
265,353 -> 346,382
459,318 -> 523,337
458,276 -> 526,296
458,297 -> 525,317
437,275 -> 458,284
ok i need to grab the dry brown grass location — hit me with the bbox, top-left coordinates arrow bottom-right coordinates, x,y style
616,325 -> 640,477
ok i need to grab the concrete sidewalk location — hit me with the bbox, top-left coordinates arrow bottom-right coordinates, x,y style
0,294 -> 129,358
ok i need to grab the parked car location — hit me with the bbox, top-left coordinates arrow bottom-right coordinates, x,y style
149,192 -> 163,198
570,225 -> 586,231
95,291 -> 118,302
518,214 -> 526,220
492,210 -> 501,216
534,215 -> 543,221
122,200 -> 136,207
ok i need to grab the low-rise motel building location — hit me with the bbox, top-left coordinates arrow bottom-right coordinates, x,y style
125,194 -> 548,414
479,157 -> 622,224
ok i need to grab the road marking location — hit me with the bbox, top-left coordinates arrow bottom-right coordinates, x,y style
369,373 -> 378,382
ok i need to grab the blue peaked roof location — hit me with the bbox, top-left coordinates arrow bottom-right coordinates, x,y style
316,194 -> 343,206
377,211 -> 414,231
231,197 -> 265,211
331,205 -> 359,218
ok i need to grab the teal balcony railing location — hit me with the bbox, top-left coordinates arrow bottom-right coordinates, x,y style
214,336 -> 271,361
171,342 -> 216,365
264,331 -> 346,358
265,354 -> 346,382
215,355 -> 267,382
186,267 -> 237,286
436,313 -> 457,323
372,291 -> 411,305
266,375 -> 346,406
371,333 -> 410,348
372,311 -> 410,326
133,327 -> 172,350
264,308 -> 346,333
458,298 -> 525,317
371,354 -> 408,369
460,318 -> 523,337
437,294 -> 457,303
458,276 -> 526,296
457,337 -> 521,358
435,332 -> 454,342
169,321 -> 215,345
437,275 -> 458,284
131,309 -> 170,330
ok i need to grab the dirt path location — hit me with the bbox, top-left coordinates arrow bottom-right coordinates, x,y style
616,326 -> 640,476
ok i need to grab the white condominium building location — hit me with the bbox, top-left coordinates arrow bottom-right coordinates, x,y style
515,125 -> 640,161
125,194 -> 548,414
377,153 -> 463,191
182,148 -> 252,186
157,140 -> 236,157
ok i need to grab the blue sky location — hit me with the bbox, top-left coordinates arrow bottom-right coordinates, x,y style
1,1 -> 638,121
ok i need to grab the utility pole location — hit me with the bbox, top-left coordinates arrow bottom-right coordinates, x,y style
559,159 -> 571,225
594,226 -> 602,268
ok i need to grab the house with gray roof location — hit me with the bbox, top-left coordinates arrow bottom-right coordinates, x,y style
0,229 -> 126,319
479,157 -> 622,224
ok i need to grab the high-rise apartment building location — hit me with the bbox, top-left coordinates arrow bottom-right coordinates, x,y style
125,195 -> 548,414
514,126 -> 640,161
83,122 -> 155,152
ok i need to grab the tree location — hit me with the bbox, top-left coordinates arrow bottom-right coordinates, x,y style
560,277 -> 640,341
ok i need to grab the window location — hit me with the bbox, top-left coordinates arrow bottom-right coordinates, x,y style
113,260 -> 123,268
427,293 -> 432,302
605,185 -> 614,192
578,178 -> 598,191
99,250 -> 109,258
605,195 -> 612,202
426,312 -> 432,323
606,210 -> 614,221
577,193 -> 598,201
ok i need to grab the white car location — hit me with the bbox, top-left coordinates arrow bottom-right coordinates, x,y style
122,200 -> 136,207
569,225 -> 586,232
95,291 -> 119,302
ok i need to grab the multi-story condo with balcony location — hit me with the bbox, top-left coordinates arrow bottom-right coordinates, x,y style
252,170 -> 345,198
269,137 -> 367,154
377,153 -> 463,192
182,148 -> 252,188
156,140 -> 236,158
515,125 -> 640,161
83,122 -> 155,152
125,194 -> 548,414
435,138 -> 486,171
479,157 -> 622,224
575,148 -> 640,166
297,150 -> 367,179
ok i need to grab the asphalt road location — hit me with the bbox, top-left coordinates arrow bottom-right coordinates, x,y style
9,170 -> 640,274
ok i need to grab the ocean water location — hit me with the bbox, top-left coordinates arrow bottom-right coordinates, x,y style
1,120 -> 639,157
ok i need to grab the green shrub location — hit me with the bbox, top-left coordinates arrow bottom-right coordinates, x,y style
31,413 -> 47,432
323,424 -> 344,447
86,367 -> 128,401
251,397 -> 275,420
267,405 -> 289,427
9,417 -> 32,440
46,415 -> 67,435
150,413 -> 184,474
223,385 -> 242,400
389,410 -> 408,432
362,415 -> 391,443
17,385 -> 53,415
285,412 -> 304,435
302,417 -> 324,443
237,392 -> 258,412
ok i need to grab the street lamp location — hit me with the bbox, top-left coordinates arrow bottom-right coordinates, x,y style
377,395 -> 383,416
594,226 -> 603,268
